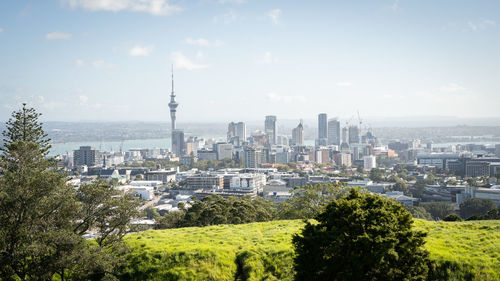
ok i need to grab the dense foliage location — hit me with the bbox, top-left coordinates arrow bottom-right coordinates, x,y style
0,104 -> 139,280
459,198 -> 497,219
277,183 -> 347,219
293,190 -> 429,281
154,195 -> 277,229
421,202 -> 455,220
405,205 -> 433,220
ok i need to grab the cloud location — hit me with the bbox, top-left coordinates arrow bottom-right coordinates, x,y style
213,8 -> 237,24
255,52 -> 275,64
267,92 -> 306,103
62,0 -> 181,15
79,95 -> 89,103
0,28 -> 3,33
91,60 -> 115,69
268,9 -> 281,24
75,59 -> 85,67
439,83 -> 465,93
390,0 -> 399,11
184,38 -> 223,47
336,82 -> 352,87
171,52 -> 209,70
45,31 -> 72,40
468,18 -> 496,31
219,0 -> 245,3
129,45 -> 155,56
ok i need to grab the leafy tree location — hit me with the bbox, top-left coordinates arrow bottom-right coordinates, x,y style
369,168 -> 385,182
421,202 -> 455,220
143,206 -> 160,220
154,211 -> 185,229
277,183 -> 346,220
0,104 -> 139,280
390,175 -> 409,195
459,198 -> 497,219
411,180 -> 427,198
293,189 -> 429,281
443,214 -> 462,221
180,195 -> 276,227
482,208 -> 500,220
404,206 -> 433,220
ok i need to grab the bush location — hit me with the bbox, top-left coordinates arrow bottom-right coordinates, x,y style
443,214 -> 462,222
421,202 -> 455,220
293,189 -> 429,281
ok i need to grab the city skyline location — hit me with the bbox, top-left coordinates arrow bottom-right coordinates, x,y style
1,0 -> 500,122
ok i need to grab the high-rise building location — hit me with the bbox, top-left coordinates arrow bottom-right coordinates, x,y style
73,146 -> 101,167
172,129 -> 185,157
228,121 -> 247,145
342,127 -> 349,144
236,122 -> 246,143
496,144 -> 500,157
327,119 -> 341,145
318,113 -> 328,139
363,155 -> 377,171
244,146 -> 262,168
292,121 -> 304,146
264,115 -> 277,145
348,126 -> 360,144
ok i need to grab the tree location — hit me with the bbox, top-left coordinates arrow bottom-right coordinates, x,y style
293,189 -> 429,281
404,206 -> 433,220
0,104 -> 139,280
459,198 -> 497,219
369,168 -> 385,182
277,183 -> 346,220
143,206 -> 160,220
443,214 -> 462,221
421,202 -> 455,220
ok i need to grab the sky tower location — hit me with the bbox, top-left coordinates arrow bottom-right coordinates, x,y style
168,65 -> 178,131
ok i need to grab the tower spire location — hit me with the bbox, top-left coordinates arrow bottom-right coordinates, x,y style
171,64 -> 174,97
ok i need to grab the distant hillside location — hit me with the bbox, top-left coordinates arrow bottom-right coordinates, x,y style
122,219 -> 500,281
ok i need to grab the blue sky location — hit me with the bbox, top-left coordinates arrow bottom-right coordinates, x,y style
0,0 -> 499,122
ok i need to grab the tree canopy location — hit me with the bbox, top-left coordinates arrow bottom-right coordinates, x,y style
459,198 -> 497,219
293,189 -> 429,281
0,104 -> 139,280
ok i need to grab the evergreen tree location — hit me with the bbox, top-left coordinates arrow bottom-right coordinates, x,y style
293,189 -> 429,281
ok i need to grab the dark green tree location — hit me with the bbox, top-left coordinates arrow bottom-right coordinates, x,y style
369,168 -> 385,182
459,198 -> 497,219
443,214 -> 462,221
404,205 -> 433,220
293,189 -> 429,281
0,104 -> 139,280
421,202 -> 455,220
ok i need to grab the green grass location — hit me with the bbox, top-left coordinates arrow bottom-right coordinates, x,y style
122,219 -> 500,281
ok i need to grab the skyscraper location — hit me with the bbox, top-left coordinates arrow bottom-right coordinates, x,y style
292,121 -> 304,146
318,113 -> 328,139
265,115 -> 277,145
327,118 -> 341,145
73,146 -> 101,167
168,66 -> 184,156
348,126 -> 360,144
227,121 -> 246,145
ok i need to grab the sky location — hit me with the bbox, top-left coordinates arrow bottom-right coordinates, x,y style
0,0 -> 500,123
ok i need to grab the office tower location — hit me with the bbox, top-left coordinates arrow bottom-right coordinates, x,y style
73,146 -> 101,167
227,122 -> 236,140
264,115 -> 277,145
318,113 -> 328,139
244,146 -> 262,168
172,129 -> 185,157
214,142 -> 233,160
327,118 -> 341,145
496,144 -> 500,157
236,122 -> 246,142
342,127 -> 349,144
292,121 -> 304,146
348,126 -> 360,144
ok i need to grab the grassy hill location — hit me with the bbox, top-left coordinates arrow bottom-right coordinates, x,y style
122,219 -> 500,281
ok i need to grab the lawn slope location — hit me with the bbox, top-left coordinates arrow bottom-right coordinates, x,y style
122,219 -> 500,281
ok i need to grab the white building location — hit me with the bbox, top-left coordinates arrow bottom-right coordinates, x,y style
230,173 -> 267,192
363,155 -> 377,171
